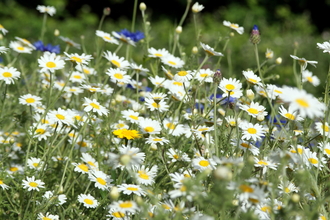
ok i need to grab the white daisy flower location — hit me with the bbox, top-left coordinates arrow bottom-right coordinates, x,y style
109,200 -> 139,214
96,30 -> 119,44
19,94 -> 42,107
148,47 -> 171,58
218,77 -> 243,98
315,122 -> 330,137
138,118 -> 162,135
302,70 -> 320,86
37,213 -> 59,220
22,176 -> 45,191
192,156 -> 217,171
161,54 -> 185,69
78,194 -> 98,208
82,97 -> 108,116
290,55 -> 318,70
239,121 -> 266,141
64,52 -> 93,65
9,41 -> 33,53
0,66 -> 21,84
117,184 -> 146,196
88,170 -> 113,191
36,5 -> 56,16
317,41 -> 330,53
132,165 -> 158,186
106,68 -> 131,84
239,101 -> 267,118
38,52 -> 65,73
192,2 -> 204,13
103,51 -> 130,69
278,105 -> 303,121
223,20 -> 244,34
200,42 -> 223,56
242,70 -> 262,85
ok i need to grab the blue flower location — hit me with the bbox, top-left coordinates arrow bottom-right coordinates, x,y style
33,40 -> 60,54
186,103 -> 205,113
117,29 -> 144,42
209,93 -> 236,105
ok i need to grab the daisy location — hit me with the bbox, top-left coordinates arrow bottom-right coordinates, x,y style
15,37 -> 36,49
36,5 -> 56,16
78,194 -> 98,208
107,209 -> 129,220
200,42 -> 223,56
0,180 -> 9,190
96,30 -> 119,44
161,54 -> 185,69
146,136 -> 170,145
68,71 -> 86,83
173,70 -> 193,82
89,170 -> 113,190
121,109 -> 140,124
290,55 -> 318,70
318,142 -> 330,158
112,145 -> 145,169
9,41 -> 33,53
82,97 -> 108,116
265,48 -> 274,59
254,157 -> 278,174
218,77 -> 243,98
0,24 -> 8,35
225,116 -> 241,127
192,2 -> 204,13
315,122 -> 330,137
148,47 -> 171,58
22,176 -> 45,191
163,118 -> 186,136
240,121 -> 266,141
192,156 -> 217,171
302,70 -> 320,86
166,148 -> 191,162
81,152 -> 99,170
239,101 -> 267,118
279,86 -> 326,119
303,150 -> 325,170
317,41 -> 330,53
278,105 -> 303,121
138,118 -> 162,135
47,108 -> 75,127
278,181 -> 299,194
27,157 -> 44,170
130,63 -> 149,73
149,75 -> 166,87
144,97 -> 169,112
72,162 -> 89,174
223,20 -> 244,34
64,52 -> 93,65
106,68 -> 131,84
112,31 -> 136,46
242,70 -> 262,85
194,68 -> 214,82
38,52 -> 65,73
0,66 -> 21,84
109,200 -> 139,214
19,94 -> 42,107
80,84 -> 102,93
117,184 -> 146,196
103,51 -> 130,69
59,36 -> 81,49
132,165 -> 158,186
37,213 -> 59,220
232,139 -> 260,155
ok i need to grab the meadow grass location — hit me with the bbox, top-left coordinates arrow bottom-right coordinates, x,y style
0,1 -> 330,220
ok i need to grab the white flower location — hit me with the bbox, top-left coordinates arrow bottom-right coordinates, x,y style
82,97 -> 108,116
117,184 -> 146,196
192,2 -> 204,13
0,66 -> 21,84
239,122 -> 266,141
38,52 -> 65,73
317,41 -> 330,53
223,20 -> 244,34
36,5 -> 56,16
22,176 -> 45,191
161,54 -> 185,69
96,30 -> 119,44
302,70 -> 320,86
78,194 -> 98,208
200,42 -> 223,56
192,156 -> 217,171
19,94 -> 42,107
290,55 -> 318,70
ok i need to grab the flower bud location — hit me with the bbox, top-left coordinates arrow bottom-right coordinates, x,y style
139,2 -> 147,11
214,166 -> 232,180
276,57 -> 282,64
213,69 -> 222,84
54,29 -> 60,36
103,7 -> 111,16
291,193 -> 300,203
110,186 -> 119,200
176,26 -> 182,34
192,46 -> 198,54
250,25 -> 260,44
246,89 -> 254,101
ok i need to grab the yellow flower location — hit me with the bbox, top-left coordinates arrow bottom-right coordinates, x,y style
113,129 -> 141,140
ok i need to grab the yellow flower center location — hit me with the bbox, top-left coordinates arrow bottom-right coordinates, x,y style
127,187 -> 138,191
248,78 -> 258,83
46,61 -> 56,68
73,75 -> 82,79
17,46 -> 25,51
284,187 -> 291,193
200,73 -> 208,77
261,206 -> 271,213
78,164 -> 89,172
323,125 -> 329,132
2,72 -> 12,77
168,61 -> 176,66
308,158 -> 318,164
56,114 -> 65,120
153,138 -> 162,142
138,171 -> 149,180
152,102 -> 159,108
36,128 -> 45,134
96,177 -> 106,185
103,36 -> 112,41
10,167 -> 18,172
144,127 -> 154,133
258,160 -> 268,166
71,56 -> 82,63
295,98 -> 309,107
119,202 -> 133,208
177,71 -> 188,76
230,24 -> 239,28
239,184 -> 254,193
166,123 -> 176,130
247,128 -> 257,134
83,69 -> 90,74
113,212 -> 125,218
26,98 -> 35,103
90,103 -> 100,109
0,180 -> 3,185
114,73 -> 123,79
29,182 -> 38,187
87,161 -> 96,167
154,53 -> 162,57
247,108 -> 258,114
129,115 -> 138,120
111,60 -> 120,67
307,76 -> 313,83
84,198 -> 94,205
42,217 -> 52,220
173,81 -> 183,86
199,160 -> 209,167
325,149 -> 330,155
33,163 -> 39,167
240,143 -> 250,148
225,84 -> 235,90
284,113 -> 295,120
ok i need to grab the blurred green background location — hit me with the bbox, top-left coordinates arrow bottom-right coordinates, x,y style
1,0 -> 330,96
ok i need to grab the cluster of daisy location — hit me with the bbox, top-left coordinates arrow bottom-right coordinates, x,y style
1,2 -> 330,220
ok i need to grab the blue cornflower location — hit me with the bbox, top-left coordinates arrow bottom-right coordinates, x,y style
117,29 -> 144,42
209,93 -> 236,105
186,103 -> 204,113
33,40 -> 60,54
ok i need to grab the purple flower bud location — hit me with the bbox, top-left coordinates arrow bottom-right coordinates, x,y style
250,25 -> 261,44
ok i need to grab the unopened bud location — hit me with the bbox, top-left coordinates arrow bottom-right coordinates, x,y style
103,7 -> 111,16
110,186 -> 119,200
257,113 -> 265,121
276,57 -> 282,64
139,2 -> 147,11
176,26 -> 182,34
213,69 -> 222,84
230,32 -> 235,37
192,46 -> 198,54
214,166 -> 232,180
291,193 -> 300,203
250,25 -> 260,44
246,89 -> 254,101
150,144 -> 157,151
54,29 -> 60,36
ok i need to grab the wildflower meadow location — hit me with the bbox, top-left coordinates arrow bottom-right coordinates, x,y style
1,1 -> 330,220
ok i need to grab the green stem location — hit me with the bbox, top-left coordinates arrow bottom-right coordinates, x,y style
131,0 -> 138,32
40,13 -> 48,41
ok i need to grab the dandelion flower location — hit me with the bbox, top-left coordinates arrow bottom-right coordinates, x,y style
78,194 -> 98,208
36,5 -> 56,16
22,176 -> 45,191
113,129 -> 141,140
223,20 -> 244,34
38,52 -> 65,73
0,66 -> 21,84
82,97 -> 108,116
